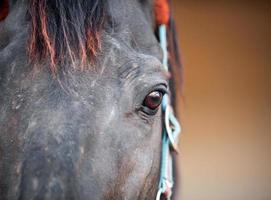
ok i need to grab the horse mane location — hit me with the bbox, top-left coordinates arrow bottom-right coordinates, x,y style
27,0 -> 107,75
165,4 -> 182,123
167,14 -> 183,112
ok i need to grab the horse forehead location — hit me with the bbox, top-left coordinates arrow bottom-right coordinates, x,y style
1,0 -> 162,82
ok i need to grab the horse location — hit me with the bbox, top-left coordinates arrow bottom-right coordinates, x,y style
0,0 -> 182,199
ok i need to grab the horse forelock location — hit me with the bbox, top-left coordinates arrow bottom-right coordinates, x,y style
27,0 -> 107,75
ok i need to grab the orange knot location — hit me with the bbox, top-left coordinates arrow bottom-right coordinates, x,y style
155,0 -> 170,25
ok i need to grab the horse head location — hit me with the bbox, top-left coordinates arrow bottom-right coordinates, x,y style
0,0 -> 182,199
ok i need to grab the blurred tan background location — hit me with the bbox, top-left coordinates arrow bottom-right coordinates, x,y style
173,1 -> 271,200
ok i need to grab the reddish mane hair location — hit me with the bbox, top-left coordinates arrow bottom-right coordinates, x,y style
27,0 -> 107,75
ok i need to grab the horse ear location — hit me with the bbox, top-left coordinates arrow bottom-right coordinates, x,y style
0,0 -> 9,21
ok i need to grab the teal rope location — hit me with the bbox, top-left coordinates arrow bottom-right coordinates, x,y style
159,25 -> 168,71
157,24 -> 181,200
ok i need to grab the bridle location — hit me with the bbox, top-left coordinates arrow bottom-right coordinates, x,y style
156,24 -> 181,200
155,1 -> 182,199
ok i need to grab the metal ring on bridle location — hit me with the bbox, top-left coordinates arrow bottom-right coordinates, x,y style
156,188 -> 163,200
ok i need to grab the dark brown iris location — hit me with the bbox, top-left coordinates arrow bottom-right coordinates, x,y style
0,0 -> 9,21
143,91 -> 163,110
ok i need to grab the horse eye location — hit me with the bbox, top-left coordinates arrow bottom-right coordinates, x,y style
143,91 -> 163,110
0,0 -> 9,21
